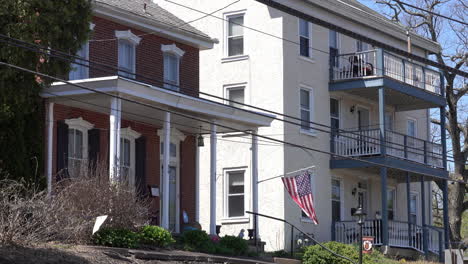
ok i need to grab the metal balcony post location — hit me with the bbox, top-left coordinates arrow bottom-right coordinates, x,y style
423,141 -> 428,164
380,167 -> 389,247
404,135 -> 408,159
421,176 -> 428,256
406,173 -> 412,247
376,49 -> 384,76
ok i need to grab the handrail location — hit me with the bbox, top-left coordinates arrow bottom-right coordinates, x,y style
246,211 -> 357,264
336,49 -> 378,57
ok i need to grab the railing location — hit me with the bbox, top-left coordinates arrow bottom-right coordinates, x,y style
427,225 -> 444,257
334,220 -> 427,252
331,49 -> 442,96
332,129 -> 444,168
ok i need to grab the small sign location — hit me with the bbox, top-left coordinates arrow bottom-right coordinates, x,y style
362,236 -> 374,254
92,215 -> 108,235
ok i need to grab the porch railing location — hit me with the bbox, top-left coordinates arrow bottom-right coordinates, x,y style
332,129 -> 444,168
333,220 -> 443,255
331,49 -> 442,96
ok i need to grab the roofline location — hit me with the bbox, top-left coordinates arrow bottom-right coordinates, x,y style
93,2 -> 217,50
305,0 -> 441,54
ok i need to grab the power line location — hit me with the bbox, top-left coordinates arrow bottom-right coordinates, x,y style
395,0 -> 468,26
247,0 -> 467,78
2,60 -> 462,182
0,35 -> 450,158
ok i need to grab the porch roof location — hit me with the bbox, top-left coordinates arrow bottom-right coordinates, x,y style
42,76 -> 275,134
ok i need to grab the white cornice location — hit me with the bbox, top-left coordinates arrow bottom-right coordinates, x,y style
115,30 -> 142,45
65,117 -> 94,130
161,44 -> 185,57
121,127 -> 141,139
157,128 -> 187,142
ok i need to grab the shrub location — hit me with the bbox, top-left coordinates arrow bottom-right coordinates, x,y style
138,225 -> 175,248
219,235 -> 248,255
181,230 -> 211,251
93,228 -> 139,248
303,242 -> 390,264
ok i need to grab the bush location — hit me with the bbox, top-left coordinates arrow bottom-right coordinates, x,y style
139,225 -> 175,248
303,242 -> 389,264
93,228 -> 139,248
219,235 -> 248,255
181,230 -> 211,251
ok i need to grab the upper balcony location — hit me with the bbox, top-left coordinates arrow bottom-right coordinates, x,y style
329,49 -> 445,111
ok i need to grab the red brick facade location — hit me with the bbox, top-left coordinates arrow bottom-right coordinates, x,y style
89,16 -> 200,96
46,15 -> 200,228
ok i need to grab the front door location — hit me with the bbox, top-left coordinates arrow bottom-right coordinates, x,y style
357,107 -> 370,129
168,166 -> 178,232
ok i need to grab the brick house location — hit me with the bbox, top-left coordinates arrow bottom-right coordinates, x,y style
41,0 -> 273,233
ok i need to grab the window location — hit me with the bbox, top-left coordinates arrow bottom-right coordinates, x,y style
299,19 -> 311,57
227,14 -> 244,57
227,87 -> 245,108
300,88 -> 314,131
331,179 -> 341,222
164,53 -> 179,90
161,142 -> 177,158
410,193 -> 418,224
226,170 -> 245,218
119,127 -> 141,186
116,30 -> 141,78
356,40 -> 370,52
329,30 -> 340,68
330,98 -> 340,132
385,112 -> 394,131
65,118 -> 93,176
387,188 -> 396,220
69,42 -> 89,80
407,119 -> 417,137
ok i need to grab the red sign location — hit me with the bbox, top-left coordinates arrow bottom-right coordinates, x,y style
362,236 -> 374,254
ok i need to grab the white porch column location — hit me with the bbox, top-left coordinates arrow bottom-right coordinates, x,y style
161,112 -> 171,230
251,129 -> 259,236
195,138 -> 200,223
46,102 -> 54,195
209,123 -> 217,235
109,97 -> 121,182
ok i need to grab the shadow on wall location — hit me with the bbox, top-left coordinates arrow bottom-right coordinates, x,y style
0,246 -> 92,264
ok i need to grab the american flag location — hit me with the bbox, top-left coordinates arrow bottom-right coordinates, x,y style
282,171 -> 319,225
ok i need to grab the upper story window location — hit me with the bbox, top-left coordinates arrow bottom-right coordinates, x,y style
356,40 -> 370,52
65,117 -> 94,176
115,30 -> 141,78
226,14 -> 244,57
329,30 -> 340,67
226,86 -> 245,108
162,44 -> 185,91
69,42 -> 89,80
299,18 -> 312,57
407,119 -> 417,137
300,87 -> 314,131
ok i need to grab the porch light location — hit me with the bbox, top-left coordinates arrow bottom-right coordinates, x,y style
197,126 -> 205,147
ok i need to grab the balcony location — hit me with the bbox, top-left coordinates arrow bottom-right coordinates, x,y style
330,129 -> 447,178
330,49 -> 445,111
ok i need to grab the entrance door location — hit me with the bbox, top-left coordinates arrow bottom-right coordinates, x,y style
168,166 -> 178,232
357,107 -> 370,129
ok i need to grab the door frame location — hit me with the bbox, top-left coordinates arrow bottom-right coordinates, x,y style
356,105 -> 371,130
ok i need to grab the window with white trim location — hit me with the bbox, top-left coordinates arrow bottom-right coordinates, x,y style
331,179 -> 342,222
407,119 -> 417,137
119,127 -> 141,186
227,86 -> 245,108
116,30 -> 141,78
69,42 -> 89,80
300,88 -> 314,131
330,98 -> 340,132
226,14 -> 244,57
387,188 -> 396,220
299,18 -> 312,57
225,170 -> 245,218
162,44 -> 184,91
65,118 -> 93,176
329,30 -> 340,68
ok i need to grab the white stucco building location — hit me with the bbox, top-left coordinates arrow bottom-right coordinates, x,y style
159,0 -> 449,258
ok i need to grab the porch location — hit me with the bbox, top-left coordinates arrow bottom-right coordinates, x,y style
333,220 -> 444,256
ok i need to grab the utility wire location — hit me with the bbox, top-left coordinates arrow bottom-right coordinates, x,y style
0,34 -> 448,158
1,60 -> 462,183
395,0 -> 468,26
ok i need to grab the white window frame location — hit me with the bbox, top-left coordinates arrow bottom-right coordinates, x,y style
224,11 -> 246,59
223,167 -> 247,220
119,127 -> 141,186
224,83 -> 247,108
298,18 -> 313,58
330,97 -> 341,131
115,30 -> 141,78
407,118 -> 417,137
299,85 -> 315,134
161,44 -> 184,91
329,177 -> 344,222
158,128 -> 186,233
65,117 -> 94,175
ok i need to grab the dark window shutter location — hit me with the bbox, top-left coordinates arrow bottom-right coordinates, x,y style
135,136 -> 147,197
56,120 -> 69,181
88,128 -> 100,172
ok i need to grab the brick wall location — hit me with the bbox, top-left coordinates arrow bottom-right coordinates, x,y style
90,16 -> 200,96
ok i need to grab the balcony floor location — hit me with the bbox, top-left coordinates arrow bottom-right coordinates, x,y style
329,77 -> 445,111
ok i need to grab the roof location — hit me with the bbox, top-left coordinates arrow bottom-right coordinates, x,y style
93,0 -> 212,42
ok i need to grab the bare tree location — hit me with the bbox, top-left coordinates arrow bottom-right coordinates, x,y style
376,0 -> 467,244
